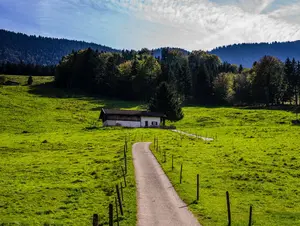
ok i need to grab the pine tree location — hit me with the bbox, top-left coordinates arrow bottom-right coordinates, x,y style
148,82 -> 184,122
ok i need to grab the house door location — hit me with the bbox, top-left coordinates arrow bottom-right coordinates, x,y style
145,121 -> 148,127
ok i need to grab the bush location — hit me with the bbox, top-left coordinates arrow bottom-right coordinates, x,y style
160,125 -> 176,130
0,75 -> 6,85
27,76 -> 33,85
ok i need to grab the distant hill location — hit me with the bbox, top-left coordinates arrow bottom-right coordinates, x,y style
0,29 -> 119,65
2,29 -> 300,68
209,41 -> 300,68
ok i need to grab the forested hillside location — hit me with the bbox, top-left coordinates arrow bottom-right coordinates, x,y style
210,41 -> 300,68
2,29 -> 300,69
0,29 -> 118,65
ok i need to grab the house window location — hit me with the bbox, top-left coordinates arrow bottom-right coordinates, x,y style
152,121 -> 158,126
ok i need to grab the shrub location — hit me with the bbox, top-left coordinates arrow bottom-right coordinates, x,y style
0,75 -> 6,85
27,76 -> 33,85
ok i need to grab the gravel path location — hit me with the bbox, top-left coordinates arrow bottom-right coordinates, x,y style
172,129 -> 214,141
132,142 -> 201,226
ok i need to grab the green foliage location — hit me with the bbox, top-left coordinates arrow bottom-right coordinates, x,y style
213,73 -> 235,104
52,47 -> 300,107
55,49 -> 161,101
283,58 -> 300,104
253,56 -> 285,105
148,82 -> 183,121
232,72 -> 254,104
0,61 -> 55,76
188,51 -> 222,104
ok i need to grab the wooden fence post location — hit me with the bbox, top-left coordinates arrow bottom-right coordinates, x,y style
121,166 -> 127,187
120,182 -> 124,201
249,205 -> 253,226
226,191 -> 231,226
197,174 -> 200,201
172,155 -> 174,171
180,164 -> 183,184
93,214 -> 98,226
109,204 -> 113,226
115,197 -> 119,226
124,145 -> 127,175
116,185 -> 124,216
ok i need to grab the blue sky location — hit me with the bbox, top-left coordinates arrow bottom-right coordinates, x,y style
1,0 -> 300,50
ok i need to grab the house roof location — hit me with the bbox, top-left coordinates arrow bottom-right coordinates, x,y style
99,108 -> 165,119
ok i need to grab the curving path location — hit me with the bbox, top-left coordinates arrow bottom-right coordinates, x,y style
172,130 -> 214,141
132,142 -> 201,226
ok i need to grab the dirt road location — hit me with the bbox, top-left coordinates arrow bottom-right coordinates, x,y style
132,142 -> 201,226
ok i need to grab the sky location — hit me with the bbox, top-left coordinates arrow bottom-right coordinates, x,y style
1,0 -> 300,50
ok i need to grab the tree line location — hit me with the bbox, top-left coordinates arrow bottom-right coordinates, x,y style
0,61 -> 55,76
55,48 -> 300,109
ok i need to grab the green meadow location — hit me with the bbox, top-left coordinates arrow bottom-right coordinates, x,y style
1,75 -> 300,225
147,107 -> 300,226
0,76 -> 139,225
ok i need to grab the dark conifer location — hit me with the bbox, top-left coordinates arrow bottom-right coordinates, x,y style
148,82 -> 184,122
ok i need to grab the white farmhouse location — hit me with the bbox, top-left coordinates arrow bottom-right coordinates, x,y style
99,108 -> 165,128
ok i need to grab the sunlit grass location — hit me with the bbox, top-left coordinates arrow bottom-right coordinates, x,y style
0,76 -> 137,225
1,75 -> 300,225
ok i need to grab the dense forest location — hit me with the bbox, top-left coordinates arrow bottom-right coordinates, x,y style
0,29 -> 118,65
54,47 -> 300,108
0,62 -> 55,76
210,41 -> 300,68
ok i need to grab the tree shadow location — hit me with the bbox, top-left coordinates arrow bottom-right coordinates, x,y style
28,82 -> 146,109
239,105 -> 300,113
179,200 -> 198,208
28,82 -> 91,98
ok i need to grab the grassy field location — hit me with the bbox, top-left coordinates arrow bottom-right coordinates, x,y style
1,75 -> 300,225
0,76 -> 140,225
147,108 -> 300,226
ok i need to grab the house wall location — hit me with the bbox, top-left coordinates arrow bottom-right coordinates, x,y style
107,115 -> 140,121
140,116 -> 161,127
103,120 -> 141,128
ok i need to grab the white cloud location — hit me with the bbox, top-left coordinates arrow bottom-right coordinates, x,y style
2,0 -> 300,50
236,0 -> 275,14
98,0 -> 300,50
267,2 -> 300,24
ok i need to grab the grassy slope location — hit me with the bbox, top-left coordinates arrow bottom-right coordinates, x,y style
1,75 -> 300,225
0,76 -> 138,225
148,107 -> 300,226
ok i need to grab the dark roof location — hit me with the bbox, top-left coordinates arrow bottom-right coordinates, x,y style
99,108 -> 165,119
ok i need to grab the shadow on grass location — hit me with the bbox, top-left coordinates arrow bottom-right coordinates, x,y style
184,101 -> 300,113
179,200 -> 198,208
28,82 -> 145,109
